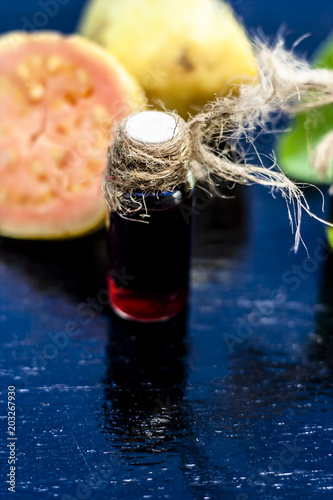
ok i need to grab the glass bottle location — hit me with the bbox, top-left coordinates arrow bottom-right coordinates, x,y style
106,111 -> 194,322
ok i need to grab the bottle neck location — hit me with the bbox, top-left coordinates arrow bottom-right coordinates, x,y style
118,173 -> 194,212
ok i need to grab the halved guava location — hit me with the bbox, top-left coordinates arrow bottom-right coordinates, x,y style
0,32 -> 145,239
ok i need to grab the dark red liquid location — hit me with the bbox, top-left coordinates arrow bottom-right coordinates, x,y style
107,187 -> 193,322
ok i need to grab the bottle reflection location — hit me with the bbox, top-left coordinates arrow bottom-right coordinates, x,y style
102,309 -> 188,451
102,309 -> 230,494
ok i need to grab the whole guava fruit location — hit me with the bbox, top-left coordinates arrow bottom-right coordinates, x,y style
79,0 -> 257,118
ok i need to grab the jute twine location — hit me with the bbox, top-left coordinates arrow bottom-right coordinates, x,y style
104,39 -> 333,251
104,113 -> 192,214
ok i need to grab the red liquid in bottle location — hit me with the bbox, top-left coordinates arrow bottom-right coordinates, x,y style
107,187 -> 193,322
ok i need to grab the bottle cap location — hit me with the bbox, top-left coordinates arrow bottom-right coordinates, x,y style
125,110 -> 178,145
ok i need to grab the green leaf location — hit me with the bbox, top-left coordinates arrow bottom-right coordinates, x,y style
277,33 -> 333,184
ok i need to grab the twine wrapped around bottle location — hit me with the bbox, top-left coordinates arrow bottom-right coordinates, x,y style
104,39 -> 333,251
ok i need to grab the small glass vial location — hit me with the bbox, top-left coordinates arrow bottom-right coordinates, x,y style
107,111 -> 193,322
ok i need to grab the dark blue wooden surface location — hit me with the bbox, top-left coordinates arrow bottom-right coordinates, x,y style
0,2 -> 333,499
